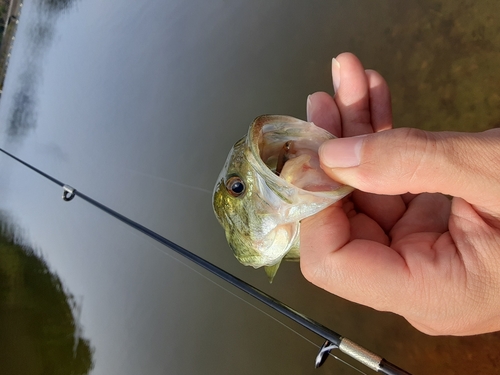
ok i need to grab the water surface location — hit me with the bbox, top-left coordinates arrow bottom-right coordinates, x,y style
1,0 -> 500,374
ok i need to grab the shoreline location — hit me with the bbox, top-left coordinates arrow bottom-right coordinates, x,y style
3,0 -> 16,39
0,0 -> 22,94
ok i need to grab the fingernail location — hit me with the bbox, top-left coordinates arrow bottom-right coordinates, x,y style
306,95 -> 313,122
332,58 -> 340,93
319,135 -> 366,168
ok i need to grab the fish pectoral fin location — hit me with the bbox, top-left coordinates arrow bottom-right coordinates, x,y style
264,262 -> 281,283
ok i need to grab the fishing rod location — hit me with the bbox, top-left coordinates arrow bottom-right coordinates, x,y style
0,147 -> 412,375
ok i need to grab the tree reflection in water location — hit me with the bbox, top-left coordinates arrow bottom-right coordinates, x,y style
7,0 -> 79,140
0,212 -> 94,375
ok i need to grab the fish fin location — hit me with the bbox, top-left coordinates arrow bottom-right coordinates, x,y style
264,262 -> 281,283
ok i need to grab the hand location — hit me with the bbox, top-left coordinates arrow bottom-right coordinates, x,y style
300,52 -> 500,335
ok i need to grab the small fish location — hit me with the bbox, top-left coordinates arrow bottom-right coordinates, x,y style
213,115 -> 353,282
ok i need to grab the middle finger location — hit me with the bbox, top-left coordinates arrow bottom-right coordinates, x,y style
333,53 -> 373,137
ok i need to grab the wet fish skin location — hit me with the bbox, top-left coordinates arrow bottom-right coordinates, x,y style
213,115 -> 353,281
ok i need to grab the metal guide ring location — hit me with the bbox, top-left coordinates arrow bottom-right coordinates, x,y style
62,185 -> 76,201
315,340 -> 338,368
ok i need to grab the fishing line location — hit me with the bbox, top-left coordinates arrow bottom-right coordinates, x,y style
126,167 -> 212,195
0,147 -> 412,375
145,239 -> 368,375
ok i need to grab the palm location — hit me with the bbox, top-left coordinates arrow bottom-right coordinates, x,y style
348,191 -> 450,244
302,185 -> 469,331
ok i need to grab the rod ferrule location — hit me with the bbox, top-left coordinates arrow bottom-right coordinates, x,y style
339,338 -> 382,372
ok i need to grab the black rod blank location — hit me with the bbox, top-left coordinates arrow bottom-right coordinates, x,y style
0,147 -> 411,375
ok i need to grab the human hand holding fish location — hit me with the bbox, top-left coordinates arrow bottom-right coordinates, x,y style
213,52 -> 500,337
300,53 -> 500,336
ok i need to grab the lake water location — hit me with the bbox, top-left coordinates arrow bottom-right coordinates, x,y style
1,0 -> 500,374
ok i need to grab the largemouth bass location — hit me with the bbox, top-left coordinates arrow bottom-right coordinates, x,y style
213,115 -> 353,282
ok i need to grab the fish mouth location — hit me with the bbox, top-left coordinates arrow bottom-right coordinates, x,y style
248,115 -> 348,194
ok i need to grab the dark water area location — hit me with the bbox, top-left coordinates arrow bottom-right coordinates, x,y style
0,212 -> 93,374
0,0 -> 499,374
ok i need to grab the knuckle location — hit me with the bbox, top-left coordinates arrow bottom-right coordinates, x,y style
359,127 -> 438,193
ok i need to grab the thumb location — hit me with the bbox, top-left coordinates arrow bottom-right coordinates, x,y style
319,128 -> 500,211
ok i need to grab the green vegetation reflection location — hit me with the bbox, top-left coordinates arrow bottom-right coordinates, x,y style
0,212 -> 94,375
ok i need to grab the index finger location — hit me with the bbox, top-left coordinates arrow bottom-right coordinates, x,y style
306,91 -> 342,137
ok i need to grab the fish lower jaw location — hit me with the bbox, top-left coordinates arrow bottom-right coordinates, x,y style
237,255 -> 283,269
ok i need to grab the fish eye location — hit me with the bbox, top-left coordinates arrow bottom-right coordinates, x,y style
226,176 -> 246,197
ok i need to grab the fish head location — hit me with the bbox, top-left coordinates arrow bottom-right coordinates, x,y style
213,136 -> 299,272
213,115 -> 354,281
